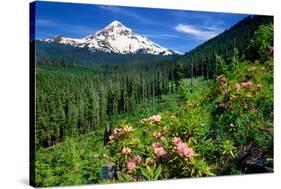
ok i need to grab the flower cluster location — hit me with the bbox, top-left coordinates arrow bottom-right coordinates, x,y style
141,114 -> 161,124
240,81 -> 262,93
172,137 -> 194,158
122,147 -> 132,155
152,130 -> 162,138
127,155 -> 142,171
109,125 -> 134,141
241,81 -> 253,88
127,161 -> 136,171
152,142 -> 166,157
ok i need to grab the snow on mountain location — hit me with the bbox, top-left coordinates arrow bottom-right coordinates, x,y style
42,20 -> 178,56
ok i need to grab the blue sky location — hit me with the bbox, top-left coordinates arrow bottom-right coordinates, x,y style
34,1 -> 249,53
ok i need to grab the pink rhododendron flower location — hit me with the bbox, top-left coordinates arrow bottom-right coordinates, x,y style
122,147 -> 132,154
241,81 -> 253,88
235,83 -> 241,92
152,143 -> 166,157
173,137 -> 195,158
152,142 -> 161,148
154,146 -> 166,157
183,147 -> 195,158
150,114 -> 161,123
127,161 -> 136,171
172,137 -> 183,145
133,155 -> 141,165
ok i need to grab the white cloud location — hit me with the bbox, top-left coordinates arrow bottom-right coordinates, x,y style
175,23 -> 223,40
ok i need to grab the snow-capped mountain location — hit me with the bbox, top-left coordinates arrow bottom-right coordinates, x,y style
42,20 -> 178,56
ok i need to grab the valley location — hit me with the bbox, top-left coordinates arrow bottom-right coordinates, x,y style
33,15 -> 273,186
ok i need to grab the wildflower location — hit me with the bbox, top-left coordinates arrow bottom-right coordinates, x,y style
241,81 -> 253,88
152,131 -> 161,138
257,84 -> 262,88
160,136 -> 166,141
174,140 -> 195,158
235,83 -> 241,92
127,161 -> 136,171
152,142 -> 161,148
152,143 -> 166,157
122,147 -> 132,154
183,147 -> 194,158
150,114 -> 161,124
162,126 -> 169,133
123,125 -> 133,132
133,155 -> 141,165
154,146 -> 166,157
172,137 -> 183,145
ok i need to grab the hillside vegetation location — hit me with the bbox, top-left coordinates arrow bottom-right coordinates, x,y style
34,18 -> 273,186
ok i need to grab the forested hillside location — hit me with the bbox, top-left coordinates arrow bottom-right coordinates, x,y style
34,15 -> 274,187
175,15 -> 273,79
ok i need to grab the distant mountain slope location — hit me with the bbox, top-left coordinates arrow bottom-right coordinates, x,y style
41,20 -> 178,56
35,40 -> 177,65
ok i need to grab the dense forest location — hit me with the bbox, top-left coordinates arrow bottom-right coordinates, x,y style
33,15 -> 274,186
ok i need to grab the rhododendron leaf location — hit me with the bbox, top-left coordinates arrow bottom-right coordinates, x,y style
140,168 -> 150,181
154,165 -> 162,180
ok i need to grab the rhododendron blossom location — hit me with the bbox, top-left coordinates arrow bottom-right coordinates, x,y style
154,147 -> 166,157
241,81 -> 253,88
150,114 -> 161,123
152,143 -> 166,157
235,83 -> 241,92
122,147 -> 132,154
152,142 -> 161,148
127,161 -> 136,171
133,155 -> 141,165
172,137 -> 183,145
173,137 -> 195,158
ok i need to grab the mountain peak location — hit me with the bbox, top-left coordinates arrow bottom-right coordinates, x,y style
42,20 -> 179,56
108,20 -> 123,27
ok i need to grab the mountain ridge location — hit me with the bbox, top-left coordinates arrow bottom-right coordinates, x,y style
41,20 -> 178,56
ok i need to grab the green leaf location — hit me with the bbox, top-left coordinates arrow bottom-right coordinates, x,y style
153,165 -> 162,180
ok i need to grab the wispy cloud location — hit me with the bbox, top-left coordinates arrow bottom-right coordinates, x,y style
99,6 -> 153,25
175,23 -> 223,40
144,33 -> 181,39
